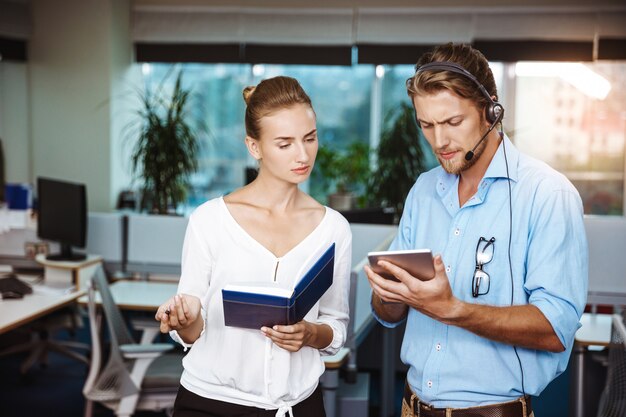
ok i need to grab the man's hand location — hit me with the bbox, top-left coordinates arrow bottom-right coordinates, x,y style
365,254 -> 462,323
367,254 -> 564,351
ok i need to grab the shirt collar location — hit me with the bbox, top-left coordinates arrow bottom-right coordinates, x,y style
484,133 -> 519,183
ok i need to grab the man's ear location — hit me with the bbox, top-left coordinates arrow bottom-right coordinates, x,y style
245,136 -> 261,160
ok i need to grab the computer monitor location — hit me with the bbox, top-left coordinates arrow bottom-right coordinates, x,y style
37,177 -> 87,261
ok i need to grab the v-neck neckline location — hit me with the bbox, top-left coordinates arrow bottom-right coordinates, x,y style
219,196 -> 329,259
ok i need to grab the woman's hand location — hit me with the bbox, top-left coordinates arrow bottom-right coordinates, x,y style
261,321 -> 321,352
155,294 -> 202,334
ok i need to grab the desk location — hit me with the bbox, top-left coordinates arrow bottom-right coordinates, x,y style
0,282 -> 85,336
80,280 -> 177,312
571,313 -> 613,417
79,280 -> 178,345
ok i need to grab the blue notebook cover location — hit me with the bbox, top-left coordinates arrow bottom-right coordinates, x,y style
222,243 -> 335,329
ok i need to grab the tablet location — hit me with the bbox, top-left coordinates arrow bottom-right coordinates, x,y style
367,249 -> 435,281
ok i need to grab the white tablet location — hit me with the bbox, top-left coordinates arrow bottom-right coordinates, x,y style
367,249 -> 435,281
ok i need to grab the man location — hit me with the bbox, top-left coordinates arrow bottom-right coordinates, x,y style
365,43 -> 588,417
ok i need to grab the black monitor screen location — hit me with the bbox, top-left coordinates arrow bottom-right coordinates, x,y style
37,177 -> 87,261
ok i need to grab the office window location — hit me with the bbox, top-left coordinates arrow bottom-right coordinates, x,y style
263,65 -> 374,203
139,60 -> 626,217
513,61 -> 626,215
141,63 -> 374,208
142,63 -> 250,212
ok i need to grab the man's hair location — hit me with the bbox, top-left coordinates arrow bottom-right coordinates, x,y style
406,43 -> 498,115
242,76 -> 313,139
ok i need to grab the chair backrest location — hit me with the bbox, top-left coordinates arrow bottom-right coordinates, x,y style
91,266 -> 135,348
597,313 -> 626,417
83,266 -> 139,402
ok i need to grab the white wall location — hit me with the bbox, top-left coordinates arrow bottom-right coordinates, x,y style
27,0 -> 132,211
0,62 -> 30,183
108,0 -> 137,208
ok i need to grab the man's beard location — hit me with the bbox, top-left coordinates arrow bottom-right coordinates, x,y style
439,138 -> 486,175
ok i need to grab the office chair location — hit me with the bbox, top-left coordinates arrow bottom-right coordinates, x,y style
597,313 -> 626,417
83,266 -> 183,417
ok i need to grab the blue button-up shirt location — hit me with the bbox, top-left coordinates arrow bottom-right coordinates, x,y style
375,136 -> 588,407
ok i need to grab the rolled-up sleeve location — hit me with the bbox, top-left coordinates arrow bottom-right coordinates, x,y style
525,187 -> 588,352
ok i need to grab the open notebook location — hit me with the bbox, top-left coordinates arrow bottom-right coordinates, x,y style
221,243 -> 335,329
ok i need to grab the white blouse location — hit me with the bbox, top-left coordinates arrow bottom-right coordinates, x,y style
170,197 -> 352,416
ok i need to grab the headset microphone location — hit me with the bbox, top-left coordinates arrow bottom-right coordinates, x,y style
464,105 -> 504,161
464,118 -> 499,161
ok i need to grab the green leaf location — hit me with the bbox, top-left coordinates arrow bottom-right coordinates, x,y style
126,70 -> 202,214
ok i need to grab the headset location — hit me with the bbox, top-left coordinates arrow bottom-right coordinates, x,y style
415,60 -> 528,411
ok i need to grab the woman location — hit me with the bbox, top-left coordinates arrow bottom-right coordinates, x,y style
155,76 -> 352,417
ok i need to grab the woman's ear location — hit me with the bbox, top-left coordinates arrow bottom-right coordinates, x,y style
245,136 -> 262,160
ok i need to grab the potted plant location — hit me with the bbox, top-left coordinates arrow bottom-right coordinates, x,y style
315,141 -> 370,210
368,102 -> 429,219
128,71 -> 201,214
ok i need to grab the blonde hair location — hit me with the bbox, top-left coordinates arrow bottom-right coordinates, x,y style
243,76 -> 313,139
406,43 -> 498,115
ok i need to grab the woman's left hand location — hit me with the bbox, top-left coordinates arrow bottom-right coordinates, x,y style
261,321 -> 317,352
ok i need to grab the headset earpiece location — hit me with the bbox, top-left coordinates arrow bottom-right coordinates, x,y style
486,102 -> 504,125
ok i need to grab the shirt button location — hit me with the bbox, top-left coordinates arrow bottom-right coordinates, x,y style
454,228 -> 460,236
436,343 -> 441,351
446,265 -> 451,273
427,380 -> 433,388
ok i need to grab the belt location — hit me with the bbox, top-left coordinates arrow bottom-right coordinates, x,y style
403,383 -> 532,417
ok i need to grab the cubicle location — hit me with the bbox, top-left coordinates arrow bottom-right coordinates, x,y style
584,215 -> 626,308
84,213 -> 188,278
126,214 -> 188,276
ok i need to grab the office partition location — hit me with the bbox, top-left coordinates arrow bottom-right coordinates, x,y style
585,215 -> 626,307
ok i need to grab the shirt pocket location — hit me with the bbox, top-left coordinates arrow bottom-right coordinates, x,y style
474,241 -> 527,306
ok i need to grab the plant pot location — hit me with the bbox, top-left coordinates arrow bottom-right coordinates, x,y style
328,192 -> 356,211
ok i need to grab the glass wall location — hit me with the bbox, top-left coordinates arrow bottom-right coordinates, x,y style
513,61 -> 626,215
141,60 -> 626,216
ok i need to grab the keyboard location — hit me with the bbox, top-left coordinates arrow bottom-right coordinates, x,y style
0,274 -> 33,296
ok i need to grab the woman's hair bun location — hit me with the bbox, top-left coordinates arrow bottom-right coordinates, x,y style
242,86 -> 256,105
